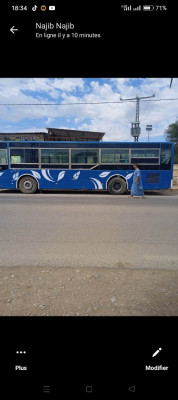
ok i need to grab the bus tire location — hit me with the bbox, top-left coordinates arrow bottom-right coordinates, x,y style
18,176 -> 38,194
108,177 -> 127,195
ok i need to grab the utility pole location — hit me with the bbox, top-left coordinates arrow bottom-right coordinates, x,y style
170,78 -> 173,88
120,94 -> 155,141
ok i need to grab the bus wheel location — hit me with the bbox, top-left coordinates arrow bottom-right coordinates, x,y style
18,176 -> 38,194
108,177 -> 127,195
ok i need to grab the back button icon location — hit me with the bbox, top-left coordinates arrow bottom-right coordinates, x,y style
128,386 -> 136,392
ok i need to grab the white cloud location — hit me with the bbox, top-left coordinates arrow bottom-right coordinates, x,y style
45,117 -> 54,125
52,78 -> 84,92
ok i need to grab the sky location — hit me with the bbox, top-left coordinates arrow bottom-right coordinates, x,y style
0,77 -> 177,142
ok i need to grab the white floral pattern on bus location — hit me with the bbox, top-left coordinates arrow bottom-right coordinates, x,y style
125,173 -> 133,180
90,178 -> 103,189
12,172 -> 19,181
57,171 -> 66,182
31,170 -> 41,179
41,169 -> 55,182
72,171 -> 80,180
99,171 -> 111,178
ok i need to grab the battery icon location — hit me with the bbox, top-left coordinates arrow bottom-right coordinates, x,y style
143,5 -> 154,11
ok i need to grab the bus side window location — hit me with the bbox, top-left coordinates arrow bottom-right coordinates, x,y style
101,149 -> 129,164
10,149 -> 39,165
11,156 -> 21,163
0,150 -> 7,165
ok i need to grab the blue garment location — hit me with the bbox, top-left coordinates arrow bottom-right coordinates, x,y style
131,168 -> 144,196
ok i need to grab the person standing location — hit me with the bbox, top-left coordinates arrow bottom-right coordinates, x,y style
129,163 -> 146,198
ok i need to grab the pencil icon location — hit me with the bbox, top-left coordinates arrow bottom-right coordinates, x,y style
152,348 -> 162,357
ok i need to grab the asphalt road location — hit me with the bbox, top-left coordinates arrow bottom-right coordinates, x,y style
0,191 -> 178,316
0,191 -> 178,270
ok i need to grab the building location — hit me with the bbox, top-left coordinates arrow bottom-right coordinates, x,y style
45,128 -> 105,141
0,132 -> 45,141
0,128 -> 105,142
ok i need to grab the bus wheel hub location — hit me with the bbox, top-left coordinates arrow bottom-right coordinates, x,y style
24,180 -> 32,190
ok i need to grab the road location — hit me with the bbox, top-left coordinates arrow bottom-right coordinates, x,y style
0,191 -> 178,269
0,191 -> 178,316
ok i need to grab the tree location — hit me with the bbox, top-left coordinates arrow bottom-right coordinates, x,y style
165,120 -> 178,143
165,120 -> 178,163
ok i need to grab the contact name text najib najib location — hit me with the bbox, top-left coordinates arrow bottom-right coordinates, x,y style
36,22 -> 75,31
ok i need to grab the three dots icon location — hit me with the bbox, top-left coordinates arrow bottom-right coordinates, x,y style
16,351 -> 26,354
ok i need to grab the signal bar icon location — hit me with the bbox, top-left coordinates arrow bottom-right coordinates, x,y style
133,5 -> 141,11
121,5 -> 132,11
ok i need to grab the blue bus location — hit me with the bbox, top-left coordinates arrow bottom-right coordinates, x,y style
0,141 -> 174,194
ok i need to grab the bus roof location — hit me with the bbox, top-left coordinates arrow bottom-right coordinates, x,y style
0,140 -> 174,144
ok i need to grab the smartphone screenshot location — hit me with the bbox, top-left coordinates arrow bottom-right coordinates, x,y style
0,2 -> 177,398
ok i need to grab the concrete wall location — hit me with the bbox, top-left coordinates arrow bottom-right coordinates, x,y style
173,164 -> 178,185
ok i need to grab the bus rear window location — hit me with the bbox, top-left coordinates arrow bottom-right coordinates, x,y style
160,146 -> 171,169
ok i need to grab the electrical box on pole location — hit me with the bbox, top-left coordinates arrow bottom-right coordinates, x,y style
130,122 -> 141,142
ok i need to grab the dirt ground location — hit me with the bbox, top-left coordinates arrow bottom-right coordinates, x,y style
0,266 -> 177,316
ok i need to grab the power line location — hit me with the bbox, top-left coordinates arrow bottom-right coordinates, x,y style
121,98 -> 178,102
1,98 -> 178,106
146,78 -> 155,96
121,100 -> 132,123
139,79 -> 155,122
140,98 -> 153,123
0,101 -> 129,105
